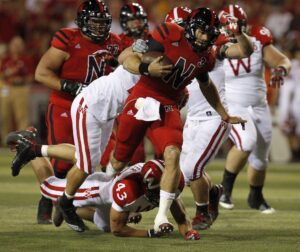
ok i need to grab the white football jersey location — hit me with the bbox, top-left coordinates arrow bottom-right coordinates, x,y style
186,58 -> 227,119
224,26 -> 273,107
81,65 -> 140,122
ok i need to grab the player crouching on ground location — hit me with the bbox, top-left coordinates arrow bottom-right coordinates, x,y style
6,131 -> 200,240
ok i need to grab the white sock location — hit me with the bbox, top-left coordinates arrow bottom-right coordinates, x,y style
41,145 -> 49,157
155,190 -> 176,223
106,162 -> 117,176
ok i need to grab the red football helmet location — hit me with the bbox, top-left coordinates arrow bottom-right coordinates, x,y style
222,5 -> 247,31
165,6 -> 191,27
76,0 -> 112,43
141,160 -> 165,191
141,159 -> 185,193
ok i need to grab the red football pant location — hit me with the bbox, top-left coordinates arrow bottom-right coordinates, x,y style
114,99 -> 183,162
46,103 -> 74,177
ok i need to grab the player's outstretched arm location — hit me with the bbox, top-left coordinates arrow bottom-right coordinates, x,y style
170,198 -> 200,240
198,76 -> 247,129
110,208 -> 159,238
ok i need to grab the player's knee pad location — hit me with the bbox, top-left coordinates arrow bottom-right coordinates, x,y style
248,156 -> 268,171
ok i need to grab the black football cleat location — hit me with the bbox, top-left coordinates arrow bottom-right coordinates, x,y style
11,137 -> 38,176
219,193 -> 234,210
209,184 -> 224,222
6,127 -> 37,148
57,194 -> 85,232
37,196 -> 53,224
248,194 -> 275,214
53,205 -> 64,227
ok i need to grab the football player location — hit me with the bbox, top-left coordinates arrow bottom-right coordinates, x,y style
165,6 -> 254,229
28,0 -> 123,224
101,2 -> 152,169
219,5 -> 291,213
7,138 -> 200,240
110,7 -> 246,233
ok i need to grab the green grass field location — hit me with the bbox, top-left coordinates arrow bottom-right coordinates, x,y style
0,148 -> 299,252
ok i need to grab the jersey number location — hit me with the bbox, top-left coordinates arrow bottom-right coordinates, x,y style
228,58 -> 251,76
162,57 -> 195,89
116,183 -> 127,201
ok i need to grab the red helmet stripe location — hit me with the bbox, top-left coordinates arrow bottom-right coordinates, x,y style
210,9 -> 216,27
128,3 -> 136,14
96,0 -> 104,13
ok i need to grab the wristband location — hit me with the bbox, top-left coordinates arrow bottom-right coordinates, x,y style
139,62 -> 150,76
147,229 -> 157,238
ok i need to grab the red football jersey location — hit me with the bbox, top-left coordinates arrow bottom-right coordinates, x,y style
249,25 -> 273,47
49,28 -> 123,108
131,23 -> 216,105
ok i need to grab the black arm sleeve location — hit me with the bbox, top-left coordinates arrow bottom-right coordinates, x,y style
196,72 -> 209,84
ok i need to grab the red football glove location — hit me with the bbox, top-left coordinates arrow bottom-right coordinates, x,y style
219,11 -> 240,35
184,230 -> 201,240
270,67 -> 286,88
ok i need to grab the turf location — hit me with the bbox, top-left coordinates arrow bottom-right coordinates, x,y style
0,148 -> 299,252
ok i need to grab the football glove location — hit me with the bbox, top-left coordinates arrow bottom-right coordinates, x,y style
60,79 -> 86,97
270,67 -> 286,88
219,11 -> 241,35
132,39 -> 148,53
147,229 -> 162,238
127,213 -> 142,224
184,230 -> 201,240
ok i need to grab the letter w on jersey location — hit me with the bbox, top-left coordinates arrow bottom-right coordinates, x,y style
228,58 -> 251,76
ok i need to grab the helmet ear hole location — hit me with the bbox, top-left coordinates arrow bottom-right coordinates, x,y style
76,0 -> 112,43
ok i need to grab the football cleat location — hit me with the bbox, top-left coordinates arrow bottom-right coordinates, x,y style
192,213 -> 212,230
248,195 -> 275,214
57,195 -> 85,232
219,193 -> 234,210
209,184 -> 224,222
154,218 -> 174,234
6,127 -> 37,150
53,204 -> 64,227
11,137 -> 38,176
37,196 -> 53,224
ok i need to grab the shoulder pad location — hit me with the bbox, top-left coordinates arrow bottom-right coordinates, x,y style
51,28 -> 77,51
152,22 -> 183,43
250,25 -> 273,46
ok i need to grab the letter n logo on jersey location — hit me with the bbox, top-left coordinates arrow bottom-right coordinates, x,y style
162,57 -> 195,90
228,58 -> 251,76
85,55 -> 105,83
